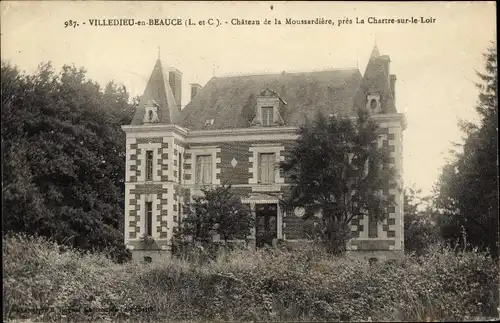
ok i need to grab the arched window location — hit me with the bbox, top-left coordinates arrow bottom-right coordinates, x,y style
148,110 -> 153,122
144,256 -> 152,263
366,94 -> 381,113
369,257 -> 378,266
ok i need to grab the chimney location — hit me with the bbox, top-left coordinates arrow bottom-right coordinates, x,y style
379,55 -> 390,78
168,68 -> 182,109
190,83 -> 202,101
390,74 -> 397,103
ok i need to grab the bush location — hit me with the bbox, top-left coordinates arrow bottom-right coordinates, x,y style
404,213 -> 442,256
3,234 -> 499,322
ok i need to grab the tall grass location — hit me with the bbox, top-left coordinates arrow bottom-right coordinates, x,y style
3,234 -> 499,322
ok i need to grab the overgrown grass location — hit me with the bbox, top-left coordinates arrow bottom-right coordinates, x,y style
3,233 -> 499,322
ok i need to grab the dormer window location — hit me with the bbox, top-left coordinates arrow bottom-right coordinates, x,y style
366,94 -> 381,113
251,89 -> 285,127
261,107 -> 274,126
143,100 -> 160,123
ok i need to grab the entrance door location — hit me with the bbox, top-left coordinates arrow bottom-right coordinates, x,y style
255,204 -> 277,247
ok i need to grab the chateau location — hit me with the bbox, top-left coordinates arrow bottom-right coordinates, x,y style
121,45 -> 406,262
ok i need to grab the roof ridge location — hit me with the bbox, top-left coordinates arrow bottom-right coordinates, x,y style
216,67 -> 359,78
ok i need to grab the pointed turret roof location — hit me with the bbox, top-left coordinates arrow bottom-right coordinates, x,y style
370,44 -> 380,59
130,58 -> 180,125
353,45 -> 397,114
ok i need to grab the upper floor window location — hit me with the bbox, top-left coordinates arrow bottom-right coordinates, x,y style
195,155 -> 212,184
145,201 -> 153,236
146,151 -> 154,181
261,107 -> 274,126
178,153 -> 182,183
259,153 -> 275,183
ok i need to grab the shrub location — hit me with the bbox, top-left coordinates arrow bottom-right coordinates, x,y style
404,212 -> 441,256
3,234 -> 499,322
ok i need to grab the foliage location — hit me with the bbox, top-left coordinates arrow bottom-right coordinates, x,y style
404,185 -> 442,255
434,43 -> 498,258
239,93 -> 257,127
139,234 -> 158,250
1,61 -> 136,262
280,108 -> 396,254
175,185 -> 254,244
4,234 -> 499,322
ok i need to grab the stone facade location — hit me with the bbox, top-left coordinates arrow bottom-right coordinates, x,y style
121,45 -> 407,261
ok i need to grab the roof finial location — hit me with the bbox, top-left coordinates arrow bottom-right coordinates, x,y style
370,34 -> 380,59
157,46 -> 161,60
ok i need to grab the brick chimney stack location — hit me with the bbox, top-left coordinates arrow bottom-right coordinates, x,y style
379,55 -> 391,78
190,83 -> 202,101
390,74 -> 397,105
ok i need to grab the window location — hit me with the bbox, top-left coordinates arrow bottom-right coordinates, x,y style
146,151 -> 154,181
178,153 -> 182,182
145,202 -> 153,236
195,155 -> 212,184
259,153 -> 275,183
367,94 -> 381,113
144,256 -> 152,263
261,107 -> 274,126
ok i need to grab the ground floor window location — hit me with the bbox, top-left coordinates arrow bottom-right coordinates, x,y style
145,202 -> 153,236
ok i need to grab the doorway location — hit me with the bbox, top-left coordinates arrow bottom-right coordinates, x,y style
255,203 -> 278,248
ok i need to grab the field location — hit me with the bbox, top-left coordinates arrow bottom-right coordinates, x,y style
3,234 -> 499,322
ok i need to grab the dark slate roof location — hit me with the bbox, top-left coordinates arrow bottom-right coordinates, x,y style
130,59 -> 180,125
353,47 -> 397,114
180,68 -> 363,130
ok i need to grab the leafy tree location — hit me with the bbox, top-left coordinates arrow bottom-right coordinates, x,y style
239,94 -> 257,127
176,185 -> 254,243
403,185 -> 441,255
434,43 -> 498,258
1,61 -> 136,262
280,108 -> 396,254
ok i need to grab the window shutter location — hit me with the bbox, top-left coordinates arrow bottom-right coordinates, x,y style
268,154 -> 275,182
259,153 -> 275,183
196,155 -> 212,184
204,156 -> 212,184
196,155 -> 202,184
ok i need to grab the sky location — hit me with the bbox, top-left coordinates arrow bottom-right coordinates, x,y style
1,1 -> 496,196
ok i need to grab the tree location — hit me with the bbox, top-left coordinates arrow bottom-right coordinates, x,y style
1,61 -> 135,262
434,43 -> 498,257
280,108 -> 396,254
176,185 -> 254,243
403,185 -> 441,255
